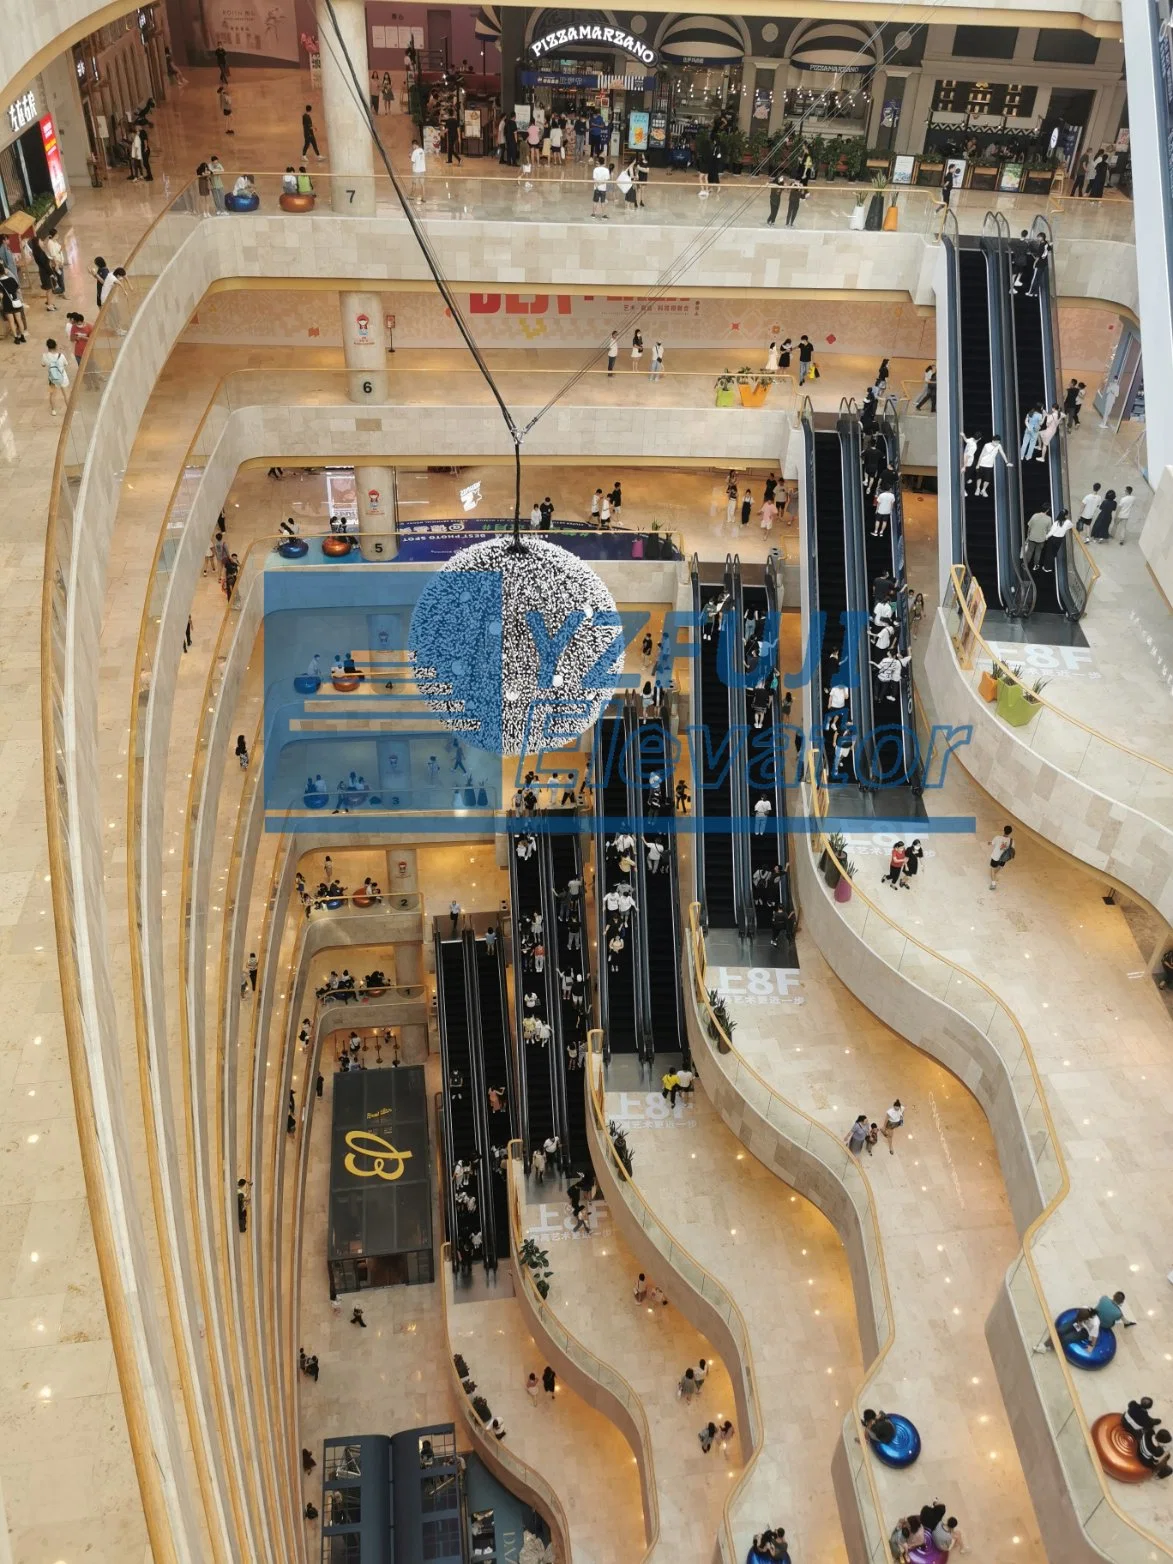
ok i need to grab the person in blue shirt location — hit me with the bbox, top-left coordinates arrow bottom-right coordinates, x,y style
1095,1291 -> 1136,1330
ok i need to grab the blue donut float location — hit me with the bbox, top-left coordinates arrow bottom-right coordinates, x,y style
303,791 -> 329,809
325,898 -> 344,910
278,537 -> 309,559
1056,1308 -> 1117,1369
293,675 -> 320,694
870,1413 -> 921,1468
225,191 -> 259,212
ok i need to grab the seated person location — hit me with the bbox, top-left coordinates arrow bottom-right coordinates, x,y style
919,1501 -> 946,1534
232,173 -> 256,199
296,164 -> 314,194
931,1517 -> 965,1553
1125,1397 -> 1161,1438
861,1408 -> 897,1447
281,166 -> 298,194
342,654 -> 359,674
1137,1425 -> 1173,1478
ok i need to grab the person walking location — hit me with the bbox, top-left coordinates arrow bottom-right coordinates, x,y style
382,72 -> 395,114
797,334 -> 814,384
1091,488 -> 1117,542
592,156 -> 611,219
302,104 -> 321,159
1077,482 -> 1102,533
542,1365 -> 556,1400
41,338 -> 70,414
988,824 -> 1015,890
1071,153 -> 1089,197
246,951 -> 258,990
914,365 -> 936,412
883,841 -> 906,888
216,44 -> 229,83
759,495 -> 777,533
880,1100 -> 904,1154
846,1114 -> 869,1155
217,84 -> 234,134
725,472 -> 739,525
678,1367 -> 700,1400
785,178 -> 804,228
235,734 -> 249,769
766,168 -> 785,225
606,330 -> 619,373
1114,485 -> 1136,545
740,488 -> 753,528
900,840 -> 923,887
649,339 -> 664,381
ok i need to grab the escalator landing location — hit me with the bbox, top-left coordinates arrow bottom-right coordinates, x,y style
705,927 -> 797,970
983,611 -> 1089,649
825,785 -> 927,824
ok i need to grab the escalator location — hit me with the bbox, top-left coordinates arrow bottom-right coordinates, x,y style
1008,222 -> 1083,621
508,829 -> 558,1162
471,929 -> 513,1253
862,405 -> 918,786
436,932 -> 492,1268
545,823 -> 591,1168
635,712 -> 686,1057
805,416 -> 852,779
691,559 -> 741,930
956,245 -> 1001,605
739,567 -> 796,962
592,706 -> 640,1053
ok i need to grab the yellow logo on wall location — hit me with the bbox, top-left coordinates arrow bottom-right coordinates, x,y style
344,1130 -> 413,1181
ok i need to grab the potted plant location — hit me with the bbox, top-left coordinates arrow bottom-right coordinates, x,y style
705,988 -> 737,1050
736,366 -> 771,408
471,1395 -> 492,1424
864,172 -> 887,231
997,671 -> 1050,727
849,188 -> 869,231
835,856 -> 857,902
715,372 -> 736,409
821,831 -> 848,888
608,1119 -> 635,1175
518,1237 -> 553,1299
978,663 -> 1000,701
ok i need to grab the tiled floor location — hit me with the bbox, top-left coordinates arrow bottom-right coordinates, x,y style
3,48 -> 1158,1564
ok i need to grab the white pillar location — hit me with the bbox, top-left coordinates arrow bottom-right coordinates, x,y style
340,290 -> 388,401
355,464 -> 397,546
866,69 -> 888,146
1120,3 -> 1173,480
316,0 -> 376,214
767,64 -> 788,136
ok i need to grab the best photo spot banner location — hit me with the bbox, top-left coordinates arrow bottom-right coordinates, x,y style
204,0 -> 299,62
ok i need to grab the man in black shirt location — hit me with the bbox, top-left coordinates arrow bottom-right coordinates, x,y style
862,1409 -> 897,1446
302,105 -> 321,159
797,335 -> 814,385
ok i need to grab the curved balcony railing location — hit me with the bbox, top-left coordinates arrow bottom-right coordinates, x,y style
585,1028 -> 764,1564
505,1140 -> 660,1556
805,755 -> 1173,1561
439,1241 -> 575,1559
943,564 -> 1170,822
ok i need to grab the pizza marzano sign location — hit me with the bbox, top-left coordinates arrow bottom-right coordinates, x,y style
530,25 -> 657,65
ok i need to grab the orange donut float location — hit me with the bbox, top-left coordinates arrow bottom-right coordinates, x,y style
1092,1414 -> 1150,1483
332,674 -> 362,693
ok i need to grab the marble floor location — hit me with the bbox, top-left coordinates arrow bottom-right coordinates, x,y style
603,1080 -> 864,1561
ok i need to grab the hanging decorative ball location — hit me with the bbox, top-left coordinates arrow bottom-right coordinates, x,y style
407,536 -> 620,757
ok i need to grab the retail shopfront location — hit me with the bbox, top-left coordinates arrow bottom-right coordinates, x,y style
0,81 -> 70,229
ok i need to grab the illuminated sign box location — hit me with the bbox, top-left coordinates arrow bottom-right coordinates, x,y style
530,25 -> 657,67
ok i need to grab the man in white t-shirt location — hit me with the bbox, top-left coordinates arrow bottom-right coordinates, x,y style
753,796 -> 773,835
42,339 -> 71,415
1077,482 -> 1101,532
410,139 -> 426,203
873,485 -> 896,538
961,432 -> 978,489
592,157 -> 610,219
1114,485 -> 1136,545
973,434 -> 1011,498
988,825 -> 1014,890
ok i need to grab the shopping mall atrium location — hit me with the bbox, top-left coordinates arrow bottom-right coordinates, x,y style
6,0 -> 1173,1559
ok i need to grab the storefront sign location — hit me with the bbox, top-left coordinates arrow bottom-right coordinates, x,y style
7,91 -> 37,136
998,161 -> 1023,192
530,25 -> 656,66
40,117 -> 68,206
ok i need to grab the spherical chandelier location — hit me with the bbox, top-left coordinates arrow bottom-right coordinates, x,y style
408,536 -> 620,757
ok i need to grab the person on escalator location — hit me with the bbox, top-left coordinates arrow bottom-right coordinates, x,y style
1037,404 -> 1061,461
862,436 -> 884,495
832,723 -> 856,782
860,387 -> 878,435
1042,508 -> 1074,572
874,651 -> 911,703
1023,506 -> 1052,571
973,434 -> 1011,498
1020,405 -> 1043,460
873,484 -> 896,538
1026,236 -> 1052,299
961,431 -> 978,491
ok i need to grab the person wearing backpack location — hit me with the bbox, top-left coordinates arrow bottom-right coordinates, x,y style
988,824 -> 1015,890
41,337 -> 71,415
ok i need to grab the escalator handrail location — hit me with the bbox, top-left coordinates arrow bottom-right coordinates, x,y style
505,840 -> 534,1154
591,715 -> 614,1055
799,404 -> 824,759
878,398 -> 919,787
689,561 -> 707,923
537,821 -> 571,1156
485,923 -> 519,1143
983,211 -> 1036,617
433,930 -> 462,1261
632,713 -> 666,1058
763,560 -> 796,923
620,697 -> 653,1059
461,928 -> 497,1268
939,219 -> 966,573
1029,213 -> 1085,621
839,410 -> 879,789
729,555 -> 752,936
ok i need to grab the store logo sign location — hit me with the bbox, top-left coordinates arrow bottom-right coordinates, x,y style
7,91 -> 37,135
530,26 -> 656,66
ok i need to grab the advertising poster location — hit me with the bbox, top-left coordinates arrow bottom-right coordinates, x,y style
944,155 -> 967,189
890,154 -> 915,186
39,116 -> 68,206
203,1 -> 299,63
627,111 -> 649,150
464,108 -> 482,140
998,161 -> 1023,192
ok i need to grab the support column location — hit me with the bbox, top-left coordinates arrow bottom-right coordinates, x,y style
767,64 -> 788,136
737,57 -> 754,135
340,289 -> 389,402
1121,2 -> 1173,481
316,0 -> 376,213
355,465 -> 397,547
865,69 -> 888,146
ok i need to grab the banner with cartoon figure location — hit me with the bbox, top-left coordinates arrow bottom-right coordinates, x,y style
204,0 -> 299,63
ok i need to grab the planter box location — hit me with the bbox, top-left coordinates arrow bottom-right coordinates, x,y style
1024,169 -> 1053,193
978,669 -> 999,702
917,163 -> 944,187
866,157 -> 891,175
882,202 -> 899,232
739,384 -> 769,408
849,203 -> 867,230
970,165 -> 999,190
995,681 -> 1042,727
715,387 -> 735,407
834,878 -> 853,903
